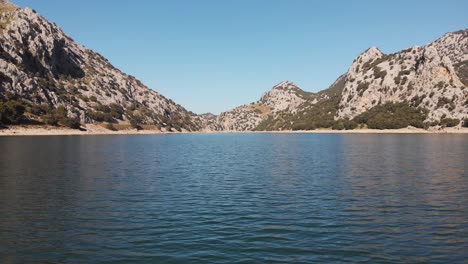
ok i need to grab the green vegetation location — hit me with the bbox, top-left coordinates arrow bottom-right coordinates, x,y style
255,75 -> 346,131
104,123 -> 117,131
439,118 -> 460,128
463,118 -> 468,128
356,82 -> 370,95
332,122 -> 345,130
88,103 -> 124,123
43,105 -> 81,129
354,102 -> 429,129
454,60 -> 468,87
361,54 -> 390,72
373,67 -> 387,79
0,100 -> 25,125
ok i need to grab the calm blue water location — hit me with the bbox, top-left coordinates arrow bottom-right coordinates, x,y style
0,134 -> 467,263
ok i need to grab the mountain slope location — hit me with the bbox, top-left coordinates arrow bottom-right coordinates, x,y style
337,31 -> 467,122
215,30 -> 468,131
1,1 -> 466,132
215,78 -> 346,131
0,1 -> 204,131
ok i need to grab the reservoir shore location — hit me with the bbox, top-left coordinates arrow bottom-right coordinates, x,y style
1,125 -> 468,136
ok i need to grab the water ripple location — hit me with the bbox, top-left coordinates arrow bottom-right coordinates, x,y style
0,134 -> 467,263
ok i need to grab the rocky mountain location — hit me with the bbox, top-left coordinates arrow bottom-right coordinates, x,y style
337,30 -> 468,122
0,0 -> 466,132
216,81 -> 310,131
214,76 -> 346,131
0,0 -> 205,131
215,30 -> 468,131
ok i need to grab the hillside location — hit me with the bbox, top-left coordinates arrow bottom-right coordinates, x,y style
0,1 -> 205,131
215,30 -> 468,131
338,31 -> 467,122
0,0 -> 466,132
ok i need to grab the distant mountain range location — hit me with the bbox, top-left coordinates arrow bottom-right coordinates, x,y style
0,0 -> 467,131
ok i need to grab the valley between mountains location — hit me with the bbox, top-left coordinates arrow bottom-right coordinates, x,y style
0,1 -> 467,133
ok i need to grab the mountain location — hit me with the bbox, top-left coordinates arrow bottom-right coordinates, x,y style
337,31 -> 467,122
214,76 -> 346,131
0,0 -> 466,132
0,1 -> 205,131
216,81 -> 311,131
215,30 -> 468,131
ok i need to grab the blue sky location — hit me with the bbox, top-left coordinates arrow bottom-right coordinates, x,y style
13,0 -> 468,114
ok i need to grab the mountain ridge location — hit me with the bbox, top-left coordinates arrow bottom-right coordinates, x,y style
0,1 -> 466,131
216,30 -> 467,131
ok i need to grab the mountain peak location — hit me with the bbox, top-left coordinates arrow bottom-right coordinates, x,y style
271,81 -> 300,91
359,47 -> 384,61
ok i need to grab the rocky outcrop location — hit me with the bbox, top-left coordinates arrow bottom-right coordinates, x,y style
337,31 -> 468,122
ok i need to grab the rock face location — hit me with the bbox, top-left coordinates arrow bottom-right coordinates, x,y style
0,1 -> 204,131
337,31 -> 468,122
259,81 -> 309,113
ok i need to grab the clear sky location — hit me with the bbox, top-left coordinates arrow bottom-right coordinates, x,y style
13,0 -> 468,114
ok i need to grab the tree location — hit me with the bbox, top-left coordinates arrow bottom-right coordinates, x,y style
355,102 -> 428,129
42,105 -> 81,129
343,120 -> 358,130
0,100 -> 25,125
332,122 -> 345,130
440,118 -> 460,128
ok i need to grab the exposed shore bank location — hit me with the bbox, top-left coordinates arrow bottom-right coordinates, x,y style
1,125 -> 468,136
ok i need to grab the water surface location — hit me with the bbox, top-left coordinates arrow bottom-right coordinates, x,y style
0,134 -> 467,263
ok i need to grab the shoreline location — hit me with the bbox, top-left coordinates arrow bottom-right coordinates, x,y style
1,125 -> 468,136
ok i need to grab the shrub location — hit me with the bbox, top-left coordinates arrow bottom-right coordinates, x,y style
332,122 -> 345,130
88,111 -> 113,122
354,102 -> 428,129
43,114 -> 59,126
440,118 -> 460,128
373,67 -> 387,79
437,97 -> 451,108
356,82 -> 370,95
104,123 -> 117,131
343,120 -> 358,130
292,122 -> 316,131
60,117 -> 81,129
55,105 -> 67,118
29,103 -> 49,116
128,113 -> 143,130
42,105 -> 81,129
0,100 -> 26,125
109,103 -> 124,119
463,118 -> 468,128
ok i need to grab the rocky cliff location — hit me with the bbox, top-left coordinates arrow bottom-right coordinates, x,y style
0,1 -> 204,131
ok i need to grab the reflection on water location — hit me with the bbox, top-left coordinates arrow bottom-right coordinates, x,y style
0,134 -> 467,263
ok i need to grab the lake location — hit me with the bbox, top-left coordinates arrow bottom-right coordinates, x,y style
0,134 -> 467,263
